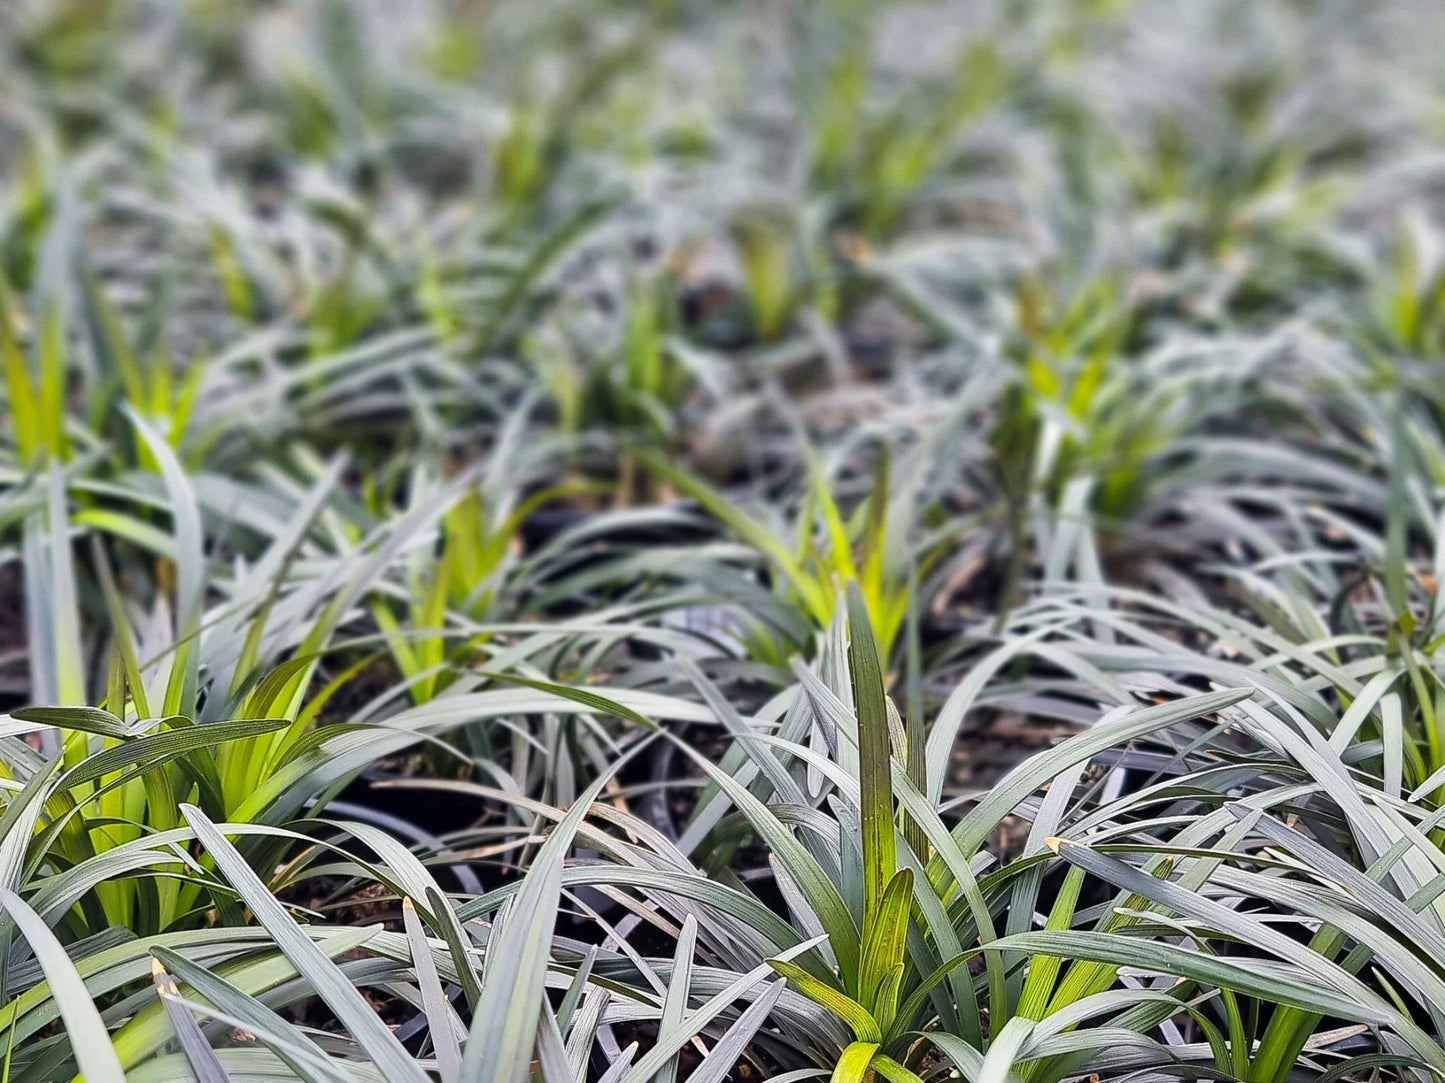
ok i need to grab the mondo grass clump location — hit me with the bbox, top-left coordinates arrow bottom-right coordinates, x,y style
7,0 -> 1445,1080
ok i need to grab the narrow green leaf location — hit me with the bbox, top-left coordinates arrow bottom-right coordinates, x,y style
657,915 -> 698,1083
871,1054 -> 927,1083
680,980 -> 785,1083
59,718 -> 288,790
151,959 -> 231,1083
1015,865 -> 1084,1021
830,1041 -> 879,1083
846,583 -> 895,930
767,959 -> 880,1043
0,888 -> 125,1083
149,944 -> 357,1083
181,805 -> 429,1083
10,706 -> 127,740
858,868 -> 912,1018
403,898 -> 461,1083
458,761 -> 628,1083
